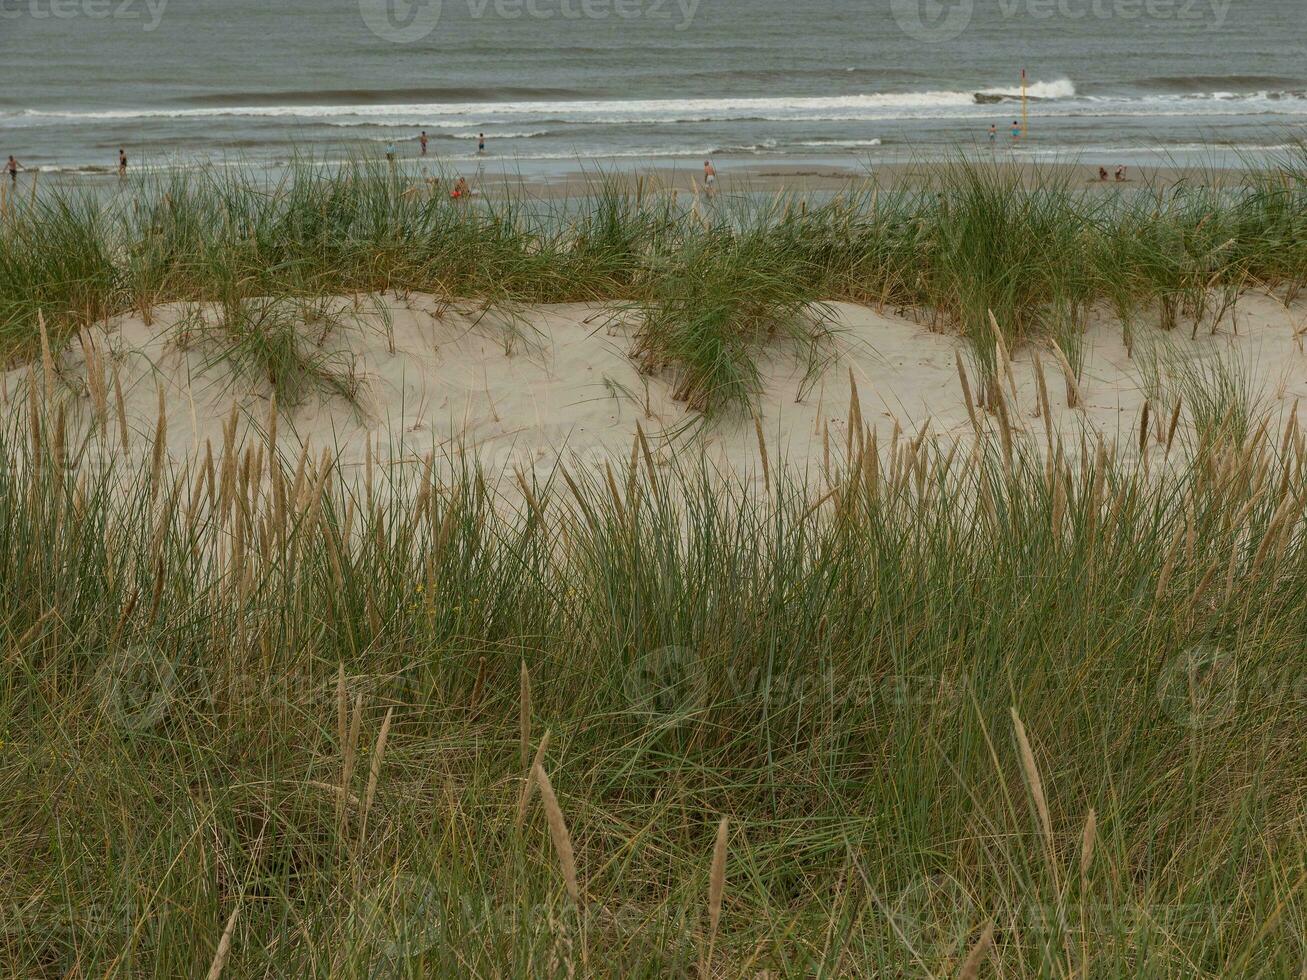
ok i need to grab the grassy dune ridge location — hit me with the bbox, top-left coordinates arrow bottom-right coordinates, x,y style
2,386 -> 1306,975
2,153 -> 1306,976
2,151 -> 1306,413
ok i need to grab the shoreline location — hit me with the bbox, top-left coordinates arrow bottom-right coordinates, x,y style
535,159 -> 1261,198
11,156 -> 1281,207
8,143 -> 1294,199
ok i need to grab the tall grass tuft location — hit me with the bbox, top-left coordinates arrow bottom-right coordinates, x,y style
1,376 -> 1305,974
5,153 -> 1306,414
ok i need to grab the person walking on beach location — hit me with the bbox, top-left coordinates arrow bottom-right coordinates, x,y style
477,133 -> 485,154
988,124 -> 997,145
6,155 -> 20,185
118,148 -> 127,178
1011,120 -> 1022,141
703,159 -> 717,197
385,142 -> 397,164
419,131 -> 429,156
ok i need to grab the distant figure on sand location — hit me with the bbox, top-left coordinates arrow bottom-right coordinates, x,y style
1115,165 -> 1126,181
1011,120 -> 1021,141
478,133 -> 485,154
419,131 -> 428,156
385,142 -> 397,164
6,155 -> 20,184
118,148 -> 127,177
988,124 -> 997,144
451,176 -> 470,200
1098,166 -> 1108,182
703,160 -> 717,197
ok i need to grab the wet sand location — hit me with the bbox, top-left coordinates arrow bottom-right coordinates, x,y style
460,158 -> 1259,201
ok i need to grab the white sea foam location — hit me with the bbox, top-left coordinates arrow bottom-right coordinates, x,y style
8,79 -> 1304,133
0,82 -> 1077,125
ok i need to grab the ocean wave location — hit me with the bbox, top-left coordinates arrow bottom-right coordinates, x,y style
1083,90 -> 1307,104
797,139 -> 883,148
975,78 -> 1078,101
0,82 -> 1078,125
176,86 -> 589,106
8,79 -> 1307,134
1129,74 -> 1307,94
709,139 -> 780,153
367,130 -> 551,141
33,164 -> 116,175
448,130 -> 550,139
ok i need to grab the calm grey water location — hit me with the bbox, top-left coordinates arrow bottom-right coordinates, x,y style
1,0 -> 1303,178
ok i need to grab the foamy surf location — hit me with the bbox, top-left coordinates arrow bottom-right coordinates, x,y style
0,82 -> 1080,125
9,79 -> 1306,135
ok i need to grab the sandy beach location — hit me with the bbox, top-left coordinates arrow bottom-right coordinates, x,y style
9,289 -> 1306,487
451,158 -> 1261,201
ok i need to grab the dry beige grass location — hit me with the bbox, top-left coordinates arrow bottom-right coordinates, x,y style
533,762 -> 580,905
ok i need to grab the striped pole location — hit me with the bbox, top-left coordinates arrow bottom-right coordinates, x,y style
1021,68 -> 1029,139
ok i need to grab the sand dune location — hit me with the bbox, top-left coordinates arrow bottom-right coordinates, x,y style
5,291 -> 1307,484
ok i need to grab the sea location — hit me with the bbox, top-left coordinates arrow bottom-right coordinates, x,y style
1,0 -> 1304,181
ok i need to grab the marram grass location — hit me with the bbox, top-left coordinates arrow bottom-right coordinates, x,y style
1,376 -> 1305,977
3,149 -> 1307,414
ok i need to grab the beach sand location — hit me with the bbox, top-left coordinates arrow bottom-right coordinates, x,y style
6,291 -> 1307,487
482,160 -> 1258,201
